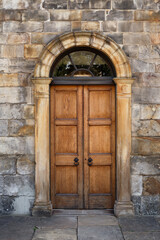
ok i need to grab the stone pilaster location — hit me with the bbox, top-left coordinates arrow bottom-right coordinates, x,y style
113,78 -> 135,217
32,78 -> 52,216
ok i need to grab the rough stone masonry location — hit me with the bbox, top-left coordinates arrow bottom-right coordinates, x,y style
0,0 -> 160,215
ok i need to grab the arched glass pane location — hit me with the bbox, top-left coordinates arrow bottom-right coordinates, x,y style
70,51 -> 95,69
54,55 -> 74,77
90,55 -> 113,77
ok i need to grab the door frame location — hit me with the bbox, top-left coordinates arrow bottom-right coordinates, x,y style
31,32 -> 135,217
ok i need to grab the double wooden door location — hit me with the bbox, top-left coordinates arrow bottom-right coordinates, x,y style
51,85 -> 115,209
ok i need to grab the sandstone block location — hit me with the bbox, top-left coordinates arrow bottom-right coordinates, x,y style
13,196 -> 34,215
3,21 -> 43,33
0,23 -> 2,32
68,0 -> 89,9
141,195 -> 160,215
137,120 -> 160,137
141,73 -> 160,87
0,34 -> 7,44
0,87 -> 27,103
103,21 -> 117,32
0,59 -> 9,72
44,21 -> 71,32
134,0 -> 159,10
0,136 -> 34,155
8,59 -> 36,73
24,105 -> 34,119
1,45 -> 24,58
139,45 -> 160,60
0,10 -> 21,21
17,155 -> 34,175
3,0 -> 29,9
118,21 -> 143,32
131,175 -> 142,196
0,156 -> 16,175
0,120 -> 8,136
4,175 -> 34,196
107,10 -> 134,21
112,0 -> 136,9
0,196 -> 15,214
150,33 -> 160,44
132,104 -> 140,120
89,0 -> 111,9
124,33 -> 151,44
131,155 -> 160,175
144,22 -> 160,33
72,21 -> 81,31
141,88 -> 160,104
105,33 -> 123,44
143,176 -> 160,195
131,196 -> 141,215
24,44 -> 43,59
7,33 -> 30,44
140,104 -> 160,120
50,10 -> 82,21
0,177 -> 4,194
0,73 -> 18,87
123,45 -> 138,58
81,21 -> 100,31
131,59 -> 155,73
132,87 -> 141,103
132,136 -> 160,155
135,10 -> 160,21
156,64 -> 160,73
0,104 -> 24,120
82,10 -> 105,21
8,120 -> 24,136
43,0 -> 67,9
31,33 -> 57,44
22,10 -> 49,21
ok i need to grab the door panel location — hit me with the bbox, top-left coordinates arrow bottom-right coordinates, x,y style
84,85 -> 115,209
51,86 -> 83,209
51,85 -> 115,209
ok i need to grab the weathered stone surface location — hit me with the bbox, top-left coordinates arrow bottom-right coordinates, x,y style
89,0 -> 111,9
13,196 -> 34,215
31,33 -> 57,44
136,120 -> 160,136
103,21 -> 117,32
141,73 -> 160,87
0,156 -> 16,175
7,33 -> 30,44
4,175 -> 34,196
0,177 -> 4,194
141,195 -> 160,215
72,21 -> 81,31
105,33 -> 123,44
131,155 -> 160,175
124,33 -> 151,44
3,0 -> 42,10
24,44 -> 43,59
82,10 -> 105,21
0,73 -> 23,87
139,45 -> 160,60
131,175 -> 142,196
17,155 -> 34,175
143,176 -> 160,195
0,59 -> 9,72
132,87 -> 141,103
81,21 -> 100,31
131,196 -> 141,215
78,215 -> 118,226
150,33 -> 160,44
135,0 -> 160,10
0,34 -> 7,44
8,120 -> 34,136
118,21 -> 143,32
131,59 -> 155,73
22,10 -> 49,21
0,196 -> 15,214
123,231 -> 160,240
33,229 -> 77,240
1,45 -> 24,58
43,0 -> 67,9
0,23 -> 2,32
8,59 -> 36,73
24,105 -> 34,119
156,64 -> 160,73
112,0 -> 136,9
107,10 -> 134,21
141,88 -> 160,104
0,104 -> 24,120
123,45 -> 139,58
68,0 -> 89,9
140,104 -> 160,120
135,10 -> 160,21
0,9 -> 21,21
132,137 -> 160,155
144,22 -> 160,33
44,21 -> 71,32
0,87 -> 27,103
3,21 -> 43,33
0,120 -> 8,136
0,137 -> 34,155
50,9 -> 82,21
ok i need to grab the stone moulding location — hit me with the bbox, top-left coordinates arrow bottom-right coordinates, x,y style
32,31 -> 135,217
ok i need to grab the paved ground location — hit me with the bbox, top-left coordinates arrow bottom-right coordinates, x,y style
0,210 -> 160,240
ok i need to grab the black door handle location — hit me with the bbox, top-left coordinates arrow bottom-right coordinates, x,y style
88,158 -> 93,166
74,158 -> 79,166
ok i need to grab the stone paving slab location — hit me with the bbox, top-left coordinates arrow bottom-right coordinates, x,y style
123,231 -> 160,240
78,225 -> 124,240
78,215 -> 118,226
32,229 -> 77,240
53,209 -> 113,215
119,216 -> 160,232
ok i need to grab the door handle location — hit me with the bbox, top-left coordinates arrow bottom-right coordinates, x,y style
88,158 -> 93,166
74,158 -> 79,166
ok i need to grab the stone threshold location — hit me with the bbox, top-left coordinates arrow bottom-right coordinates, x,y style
53,209 -> 114,216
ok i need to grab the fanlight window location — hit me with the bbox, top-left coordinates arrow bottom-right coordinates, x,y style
50,48 -> 115,78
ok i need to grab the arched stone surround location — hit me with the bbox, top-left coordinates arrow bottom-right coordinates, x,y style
32,32 -> 135,217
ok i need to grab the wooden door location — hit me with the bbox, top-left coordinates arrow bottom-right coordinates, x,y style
51,85 -> 115,209
51,86 -> 83,208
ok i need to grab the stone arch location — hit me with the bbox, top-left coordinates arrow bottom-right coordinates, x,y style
34,32 -> 132,79
32,32 -> 135,217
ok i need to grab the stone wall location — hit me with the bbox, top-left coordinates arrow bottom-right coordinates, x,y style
0,0 -> 160,215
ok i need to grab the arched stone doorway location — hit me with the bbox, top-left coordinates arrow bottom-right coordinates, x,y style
32,32 -> 135,217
